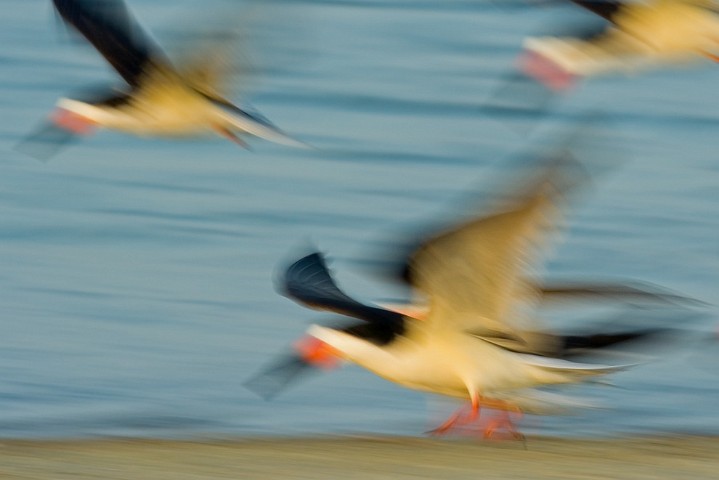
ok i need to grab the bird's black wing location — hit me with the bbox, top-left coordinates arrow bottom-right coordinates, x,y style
52,0 -> 167,86
280,252 -> 405,342
247,252 -> 406,400
569,0 -> 624,22
538,281 -> 704,306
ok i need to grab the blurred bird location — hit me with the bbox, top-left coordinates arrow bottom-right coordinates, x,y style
247,150 -> 689,438
520,0 -> 719,90
19,0 -> 305,159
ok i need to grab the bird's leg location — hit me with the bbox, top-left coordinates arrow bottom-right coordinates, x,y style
482,402 -> 525,441
699,50 -> 719,62
426,405 -> 471,436
427,393 -> 481,436
427,394 -> 526,440
213,124 -> 251,149
699,35 -> 719,63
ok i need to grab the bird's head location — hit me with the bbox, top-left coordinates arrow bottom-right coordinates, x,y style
293,331 -> 343,370
51,98 -> 100,135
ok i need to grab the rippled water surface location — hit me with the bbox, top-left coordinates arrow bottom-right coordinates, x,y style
0,0 -> 718,439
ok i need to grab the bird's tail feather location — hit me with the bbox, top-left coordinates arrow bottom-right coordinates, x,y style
518,353 -> 633,378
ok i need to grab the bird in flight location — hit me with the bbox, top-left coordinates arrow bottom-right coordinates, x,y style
20,0 -> 306,159
247,149 -> 688,439
521,0 -> 719,90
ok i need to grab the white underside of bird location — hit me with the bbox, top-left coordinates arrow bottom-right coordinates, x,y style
306,324 -> 626,403
35,0 -> 307,154
54,82 -> 307,148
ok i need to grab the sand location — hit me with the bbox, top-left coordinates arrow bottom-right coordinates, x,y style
0,435 -> 717,479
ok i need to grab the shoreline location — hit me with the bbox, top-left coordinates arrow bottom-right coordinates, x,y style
0,435 -> 717,479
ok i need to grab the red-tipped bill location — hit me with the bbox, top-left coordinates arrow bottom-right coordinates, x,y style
519,50 -> 579,92
294,335 -> 341,370
51,108 -> 97,135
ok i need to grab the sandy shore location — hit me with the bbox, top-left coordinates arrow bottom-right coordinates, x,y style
0,435 -> 716,479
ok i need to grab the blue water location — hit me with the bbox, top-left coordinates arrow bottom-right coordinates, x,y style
0,0 -> 718,439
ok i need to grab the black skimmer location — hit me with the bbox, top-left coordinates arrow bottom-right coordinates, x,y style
20,0 -> 305,158
521,0 -> 719,90
247,153 -> 690,438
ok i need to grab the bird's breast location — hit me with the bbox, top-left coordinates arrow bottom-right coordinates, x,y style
101,87 -> 219,136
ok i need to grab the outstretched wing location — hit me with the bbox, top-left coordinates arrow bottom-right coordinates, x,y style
247,253 -> 408,400
53,0 -> 169,86
280,252 -> 405,342
406,154 -> 585,343
538,281 -> 704,306
209,98 -> 309,148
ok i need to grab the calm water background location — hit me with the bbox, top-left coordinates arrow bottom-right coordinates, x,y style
0,0 -> 718,439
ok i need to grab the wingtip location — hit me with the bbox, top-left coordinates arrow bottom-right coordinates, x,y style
274,247 -> 329,299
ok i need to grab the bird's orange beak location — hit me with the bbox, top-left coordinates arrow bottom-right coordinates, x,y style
294,335 -> 341,370
51,108 -> 97,135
